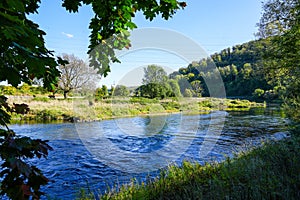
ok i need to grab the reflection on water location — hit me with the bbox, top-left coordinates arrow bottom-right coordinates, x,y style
9,107 -> 290,199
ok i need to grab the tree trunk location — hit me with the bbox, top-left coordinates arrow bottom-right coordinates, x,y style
63,91 -> 68,99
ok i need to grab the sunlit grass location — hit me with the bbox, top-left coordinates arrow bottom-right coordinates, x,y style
7,96 -> 265,122
77,134 -> 300,200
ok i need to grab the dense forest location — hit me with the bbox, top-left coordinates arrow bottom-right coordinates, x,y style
169,39 -> 277,99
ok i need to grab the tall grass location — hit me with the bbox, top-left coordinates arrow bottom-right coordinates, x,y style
78,134 -> 300,200
7,96 -> 266,122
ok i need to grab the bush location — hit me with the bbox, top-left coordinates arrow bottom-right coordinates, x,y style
226,99 -> 251,108
1,86 -> 17,95
136,83 -> 174,99
283,97 -> 300,123
161,101 -> 180,111
183,89 -> 193,97
198,100 -> 213,108
113,85 -> 130,96
253,88 -> 265,99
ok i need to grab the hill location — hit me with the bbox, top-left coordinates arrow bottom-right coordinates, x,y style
170,39 -> 275,98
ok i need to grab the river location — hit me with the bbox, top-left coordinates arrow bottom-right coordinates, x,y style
9,107 -> 289,199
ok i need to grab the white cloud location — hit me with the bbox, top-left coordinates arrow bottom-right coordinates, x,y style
62,32 -> 74,38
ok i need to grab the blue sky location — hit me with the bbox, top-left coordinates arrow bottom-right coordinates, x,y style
29,0 -> 263,86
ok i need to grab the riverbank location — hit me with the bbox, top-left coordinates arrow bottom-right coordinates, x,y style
79,130 -> 300,199
7,95 -> 297,199
7,96 -> 266,122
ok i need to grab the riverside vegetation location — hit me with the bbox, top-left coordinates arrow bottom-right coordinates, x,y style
78,129 -> 300,200
6,95 -> 265,123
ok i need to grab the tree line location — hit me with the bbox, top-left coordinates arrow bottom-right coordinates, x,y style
0,40 -> 289,102
170,39 -> 276,99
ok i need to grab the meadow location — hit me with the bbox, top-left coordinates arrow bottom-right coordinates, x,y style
7,95 -> 265,122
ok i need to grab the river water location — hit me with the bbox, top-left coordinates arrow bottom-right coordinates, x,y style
9,107 -> 290,199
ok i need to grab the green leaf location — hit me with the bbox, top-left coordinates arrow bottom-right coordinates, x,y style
126,21 -> 137,29
7,0 -> 25,12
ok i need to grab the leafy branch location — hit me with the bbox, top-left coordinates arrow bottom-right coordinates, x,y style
0,95 -> 53,199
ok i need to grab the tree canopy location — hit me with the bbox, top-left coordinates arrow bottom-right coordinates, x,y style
113,85 -> 130,96
134,65 -> 173,99
0,0 -> 186,87
143,65 -> 168,84
257,0 -> 300,120
0,0 -> 65,90
170,40 -> 272,98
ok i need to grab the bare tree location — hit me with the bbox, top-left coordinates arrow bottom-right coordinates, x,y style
59,54 -> 100,99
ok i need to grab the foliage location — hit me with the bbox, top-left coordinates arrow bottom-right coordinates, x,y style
183,88 -> 193,97
0,0 -> 64,90
256,0 -> 298,38
136,83 -> 174,99
257,0 -> 300,121
282,97 -> 300,122
160,101 -> 180,111
253,88 -> 265,99
191,80 -> 202,97
167,79 -> 182,97
0,84 -> 51,96
176,76 -> 193,96
19,83 -> 31,95
95,85 -> 109,100
0,86 -> 18,95
171,40 -> 273,98
198,100 -> 213,108
142,65 -> 168,84
109,86 -> 115,96
0,96 -> 53,199
225,99 -> 252,109
113,85 -> 130,97
62,0 -> 186,76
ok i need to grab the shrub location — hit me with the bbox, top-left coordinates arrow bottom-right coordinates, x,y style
1,86 -> 17,95
198,100 -> 212,108
161,101 -> 180,111
183,89 -> 193,97
253,88 -> 265,99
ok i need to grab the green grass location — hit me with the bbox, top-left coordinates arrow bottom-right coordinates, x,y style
32,96 -> 50,102
130,97 -> 160,105
7,96 -> 266,122
77,133 -> 300,200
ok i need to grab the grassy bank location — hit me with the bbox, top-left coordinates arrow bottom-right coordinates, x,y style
78,132 -> 300,200
7,96 -> 265,122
